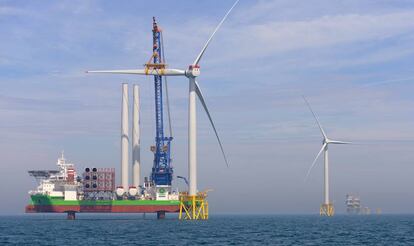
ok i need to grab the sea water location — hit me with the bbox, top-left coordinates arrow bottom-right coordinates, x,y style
0,214 -> 413,245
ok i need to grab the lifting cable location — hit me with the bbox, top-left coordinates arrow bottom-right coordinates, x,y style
160,31 -> 173,139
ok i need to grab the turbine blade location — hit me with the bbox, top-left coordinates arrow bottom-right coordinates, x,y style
302,96 -> 328,140
329,140 -> 352,144
194,80 -> 229,167
86,69 -> 147,75
192,0 -> 239,66
305,143 -> 327,181
86,69 -> 186,76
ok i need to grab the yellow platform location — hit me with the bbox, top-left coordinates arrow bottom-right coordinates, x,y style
320,203 -> 334,216
179,192 -> 209,220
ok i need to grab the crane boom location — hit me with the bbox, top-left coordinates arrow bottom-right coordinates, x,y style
148,17 -> 173,186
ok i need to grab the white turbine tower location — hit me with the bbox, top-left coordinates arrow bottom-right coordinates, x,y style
87,1 -> 238,207
303,96 -> 351,216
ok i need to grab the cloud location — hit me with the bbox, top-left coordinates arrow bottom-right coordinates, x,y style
0,94 -> 86,112
218,11 -> 414,61
0,6 -> 28,16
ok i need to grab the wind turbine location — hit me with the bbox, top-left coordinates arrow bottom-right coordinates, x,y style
87,1 -> 238,200
303,96 -> 351,216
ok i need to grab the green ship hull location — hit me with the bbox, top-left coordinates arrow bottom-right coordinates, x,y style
26,194 -> 180,214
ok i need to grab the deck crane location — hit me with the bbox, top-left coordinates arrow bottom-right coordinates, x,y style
147,17 -> 174,187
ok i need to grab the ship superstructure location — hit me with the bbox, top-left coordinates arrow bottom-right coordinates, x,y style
28,153 -> 80,201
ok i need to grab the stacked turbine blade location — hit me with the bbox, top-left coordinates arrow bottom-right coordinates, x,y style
132,85 -> 140,188
121,83 -> 129,192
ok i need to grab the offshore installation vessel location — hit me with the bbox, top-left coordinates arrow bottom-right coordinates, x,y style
26,18 -> 182,220
26,0 -> 239,220
26,153 -> 180,220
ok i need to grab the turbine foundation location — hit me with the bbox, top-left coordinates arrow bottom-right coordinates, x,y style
320,203 -> 334,216
179,192 -> 208,220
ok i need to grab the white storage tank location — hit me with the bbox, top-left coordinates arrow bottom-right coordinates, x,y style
128,186 -> 138,197
116,186 -> 125,197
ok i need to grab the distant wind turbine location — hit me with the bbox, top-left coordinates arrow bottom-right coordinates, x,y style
303,96 -> 352,217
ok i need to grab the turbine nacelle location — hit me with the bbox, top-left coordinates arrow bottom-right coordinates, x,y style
185,65 -> 201,78
324,138 -> 333,145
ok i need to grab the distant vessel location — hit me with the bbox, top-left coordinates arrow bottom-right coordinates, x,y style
26,153 -> 179,219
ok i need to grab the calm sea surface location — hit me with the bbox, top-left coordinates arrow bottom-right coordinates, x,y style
0,214 -> 413,245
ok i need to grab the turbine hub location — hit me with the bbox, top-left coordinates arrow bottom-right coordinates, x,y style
185,65 -> 200,78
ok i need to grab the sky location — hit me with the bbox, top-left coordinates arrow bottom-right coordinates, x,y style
1,0 -> 414,214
